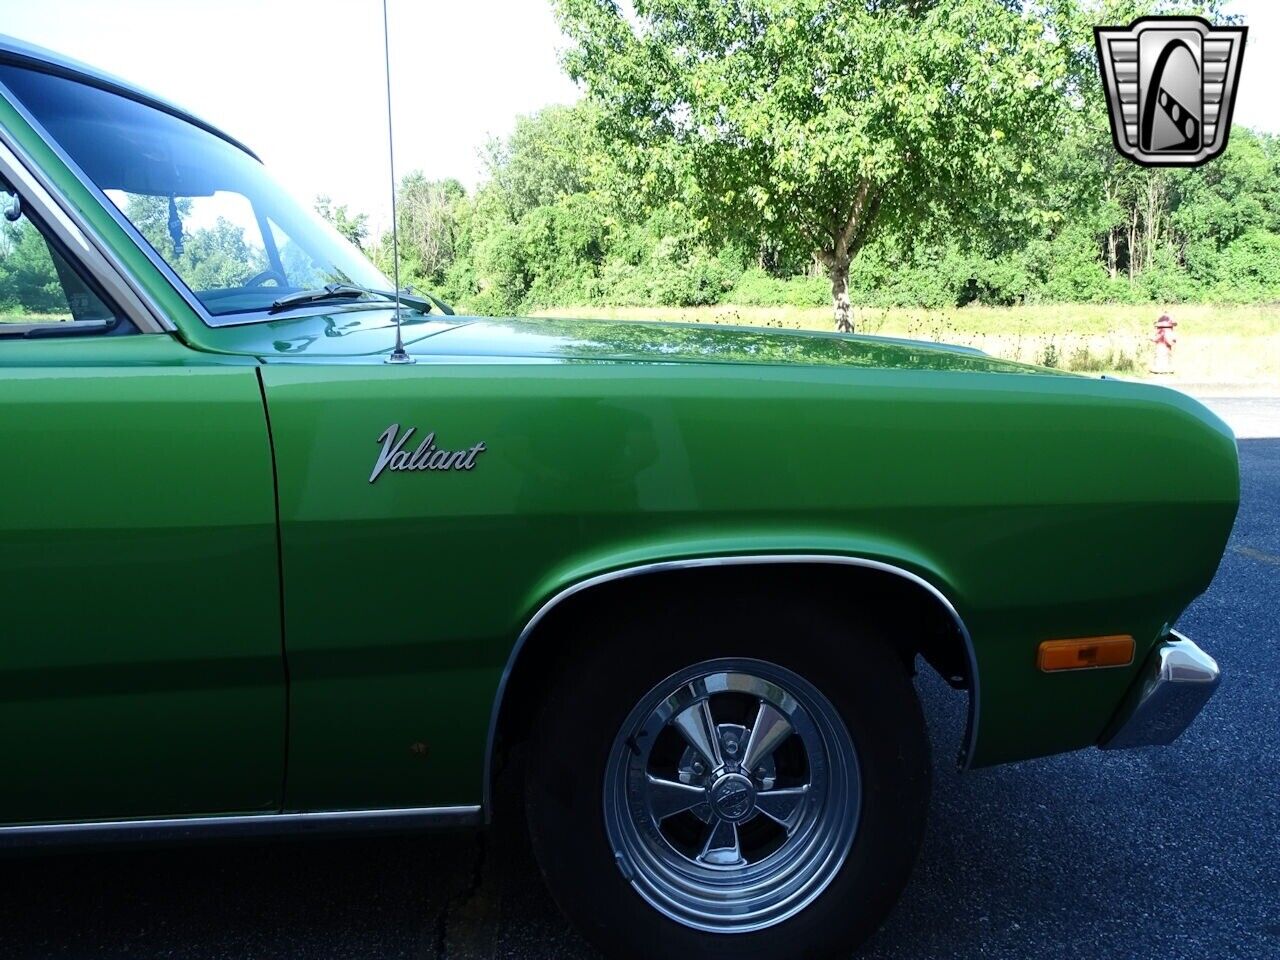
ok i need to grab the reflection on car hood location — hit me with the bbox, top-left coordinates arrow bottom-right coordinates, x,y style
207,309 -> 1060,376
426,316 -> 1057,374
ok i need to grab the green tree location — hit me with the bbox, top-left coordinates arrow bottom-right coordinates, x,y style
0,219 -> 63,314
280,0 -> 1272,316
441,102 -> 632,312
124,194 -> 264,290
179,218 -> 264,289
483,103 -> 611,219
314,195 -> 370,250
555,0 -> 1078,330
1171,129 -> 1280,275
395,175 -> 468,282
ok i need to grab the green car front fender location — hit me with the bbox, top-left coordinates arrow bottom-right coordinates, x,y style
258,359 -> 1236,812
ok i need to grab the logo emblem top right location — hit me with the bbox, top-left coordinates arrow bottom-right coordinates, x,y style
1095,17 -> 1247,167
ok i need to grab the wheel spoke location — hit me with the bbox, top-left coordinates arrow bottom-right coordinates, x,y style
699,817 -> 741,865
645,775 -> 707,822
754,786 -> 809,830
672,698 -> 723,770
741,701 -> 793,773
604,661 -> 864,932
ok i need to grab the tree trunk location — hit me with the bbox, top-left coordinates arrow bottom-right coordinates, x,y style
816,178 -> 879,334
1103,182 -> 1118,281
1128,211 -> 1138,283
831,258 -> 853,332
1141,174 -> 1167,273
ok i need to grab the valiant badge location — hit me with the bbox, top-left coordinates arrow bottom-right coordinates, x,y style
369,424 -> 487,483
1095,16 -> 1246,168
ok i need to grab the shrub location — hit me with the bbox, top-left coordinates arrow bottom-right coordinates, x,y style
1136,246 -> 1200,304
729,269 -> 830,307
1208,230 -> 1280,303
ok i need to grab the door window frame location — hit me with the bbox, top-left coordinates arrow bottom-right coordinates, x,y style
0,120 -> 169,335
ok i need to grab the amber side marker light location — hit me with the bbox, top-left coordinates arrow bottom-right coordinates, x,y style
1037,635 -> 1135,672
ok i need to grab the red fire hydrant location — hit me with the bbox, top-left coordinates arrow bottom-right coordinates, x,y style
1150,314 -> 1177,374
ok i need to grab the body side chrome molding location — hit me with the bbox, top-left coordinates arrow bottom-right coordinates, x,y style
0,804 -> 481,848
0,119 -> 172,334
483,553 -> 980,818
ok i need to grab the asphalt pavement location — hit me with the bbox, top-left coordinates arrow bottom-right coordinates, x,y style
0,400 -> 1276,960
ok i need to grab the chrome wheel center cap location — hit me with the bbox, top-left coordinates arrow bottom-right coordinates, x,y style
708,773 -> 756,822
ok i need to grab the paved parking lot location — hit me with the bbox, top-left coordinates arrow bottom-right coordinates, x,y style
1,402 -> 1276,960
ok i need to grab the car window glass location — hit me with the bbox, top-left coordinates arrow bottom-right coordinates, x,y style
104,188 -> 273,308
0,64 -> 392,320
268,218 -> 331,292
0,182 -> 120,328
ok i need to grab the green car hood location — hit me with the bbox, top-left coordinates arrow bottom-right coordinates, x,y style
199,309 -> 1056,376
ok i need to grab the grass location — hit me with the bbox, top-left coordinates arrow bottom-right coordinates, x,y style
0,310 -> 69,324
530,303 -> 1280,387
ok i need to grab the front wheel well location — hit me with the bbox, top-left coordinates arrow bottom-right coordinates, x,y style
485,559 -> 975,818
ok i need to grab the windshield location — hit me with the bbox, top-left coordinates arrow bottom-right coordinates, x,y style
0,64 -> 392,322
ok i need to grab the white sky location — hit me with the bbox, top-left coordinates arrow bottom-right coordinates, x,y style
1,0 -> 1276,233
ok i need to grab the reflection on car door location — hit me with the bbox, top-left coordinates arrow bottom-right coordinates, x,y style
0,336 -> 285,825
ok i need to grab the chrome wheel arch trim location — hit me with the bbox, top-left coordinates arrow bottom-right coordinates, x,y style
0,805 -> 481,848
484,553 -> 980,819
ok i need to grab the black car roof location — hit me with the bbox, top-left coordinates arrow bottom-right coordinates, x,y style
0,33 -> 260,161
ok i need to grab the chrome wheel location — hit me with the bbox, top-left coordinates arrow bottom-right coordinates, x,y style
603,657 -> 861,934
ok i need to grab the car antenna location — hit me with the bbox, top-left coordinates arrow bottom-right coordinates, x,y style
381,0 -> 413,365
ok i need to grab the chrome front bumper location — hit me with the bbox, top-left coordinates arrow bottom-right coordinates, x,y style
1100,631 -> 1221,750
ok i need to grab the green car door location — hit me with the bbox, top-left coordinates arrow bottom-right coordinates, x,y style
0,189 -> 284,823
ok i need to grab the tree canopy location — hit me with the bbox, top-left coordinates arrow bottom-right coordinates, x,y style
343,2 -> 1270,328
553,0 -> 1081,330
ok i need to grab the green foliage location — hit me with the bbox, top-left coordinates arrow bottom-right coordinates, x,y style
372,117 -> 1280,319
483,104 -> 607,220
0,218 -> 64,314
124,194 -> 265,290
1023,226 -> 1120,305
315,195 -> 370,250
1209,230 -> 1280,302
729,270 -> 830,308
553,0 -> 1086,327
341,3 -> 1278,323
177,218 -> 263,289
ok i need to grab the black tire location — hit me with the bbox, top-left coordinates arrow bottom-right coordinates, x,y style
524,592 -> 930,960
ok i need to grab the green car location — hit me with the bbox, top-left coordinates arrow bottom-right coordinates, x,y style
0,37 -> 1238,960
